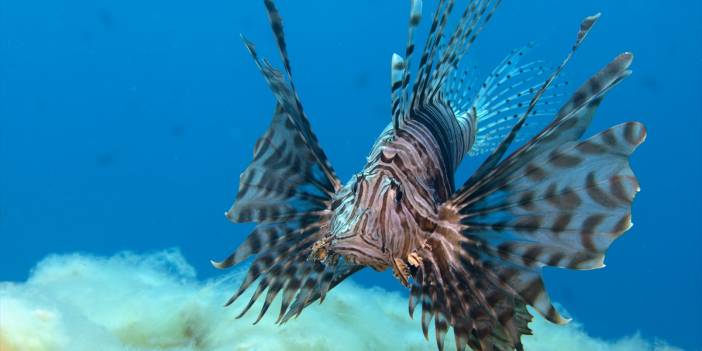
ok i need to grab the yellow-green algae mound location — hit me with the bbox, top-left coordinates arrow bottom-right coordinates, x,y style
0,250 -> 681,351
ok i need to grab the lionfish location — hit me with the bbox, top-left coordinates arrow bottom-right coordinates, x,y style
212,1 -> 646,350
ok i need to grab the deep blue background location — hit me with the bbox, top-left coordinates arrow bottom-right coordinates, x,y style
1,0 -> 700,349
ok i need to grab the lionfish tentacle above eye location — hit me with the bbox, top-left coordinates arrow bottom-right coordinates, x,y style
212,0 -> 361,324
408,14 -> 645,351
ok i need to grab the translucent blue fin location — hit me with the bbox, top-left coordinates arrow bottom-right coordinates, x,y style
445,45 -> 569,156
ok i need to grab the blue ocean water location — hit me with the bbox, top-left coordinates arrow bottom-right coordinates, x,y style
1,0 -> 700,349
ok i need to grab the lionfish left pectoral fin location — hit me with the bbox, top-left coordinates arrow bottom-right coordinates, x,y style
213,0 -> 362,324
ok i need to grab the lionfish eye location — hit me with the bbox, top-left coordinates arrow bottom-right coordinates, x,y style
395,188 -> 403,204
388,177 -> 403,204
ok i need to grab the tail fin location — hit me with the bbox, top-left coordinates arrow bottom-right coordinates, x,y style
212,0 -> 361,324
406,15 -> 645,351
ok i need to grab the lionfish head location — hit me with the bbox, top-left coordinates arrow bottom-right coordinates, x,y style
311,171 -> 401,271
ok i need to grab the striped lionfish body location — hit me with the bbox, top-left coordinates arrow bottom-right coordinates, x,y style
212,1 -> 646,350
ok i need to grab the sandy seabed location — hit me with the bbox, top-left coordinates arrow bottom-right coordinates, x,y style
0,249 -> 682,351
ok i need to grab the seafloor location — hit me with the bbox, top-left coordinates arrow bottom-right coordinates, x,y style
0,249 -> 682,351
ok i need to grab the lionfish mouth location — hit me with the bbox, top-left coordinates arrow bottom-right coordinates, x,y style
311,235 -> 389,271
310,236 -> 339,266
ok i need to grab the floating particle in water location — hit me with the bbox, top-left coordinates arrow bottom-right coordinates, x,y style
353,71 -> 369,89
97,10 -> 115,31
95,152 -> 115,168
638,75 -> 659,93
170,124 -> 185,138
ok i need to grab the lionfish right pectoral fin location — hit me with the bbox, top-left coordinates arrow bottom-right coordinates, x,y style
213,0 -> 362,324
407,15 -> 645,351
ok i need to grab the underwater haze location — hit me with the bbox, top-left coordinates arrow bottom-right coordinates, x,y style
1,0 -> 700,350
